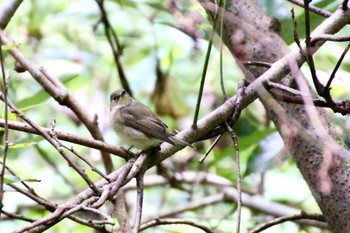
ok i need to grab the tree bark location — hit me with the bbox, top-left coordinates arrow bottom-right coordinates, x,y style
198,1 -> 350,232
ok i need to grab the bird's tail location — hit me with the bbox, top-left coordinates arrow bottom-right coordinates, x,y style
169,135 -> 195,149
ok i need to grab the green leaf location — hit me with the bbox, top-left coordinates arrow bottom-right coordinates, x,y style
16,74 -> 77,111
146,2 -> 168,12
16,90 -> 50,111
0,141 -> 38,149
0,110 -> 18,120
3,175 -> 22,184
108,0 -> 137,8
3,175 -> 41,184
3,43 -> 20,51
238,127 -> 276,151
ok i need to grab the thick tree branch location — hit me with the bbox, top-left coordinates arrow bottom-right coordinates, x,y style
0,0 -> 23,29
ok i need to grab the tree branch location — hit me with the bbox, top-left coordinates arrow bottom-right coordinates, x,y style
140,218 -> 215,233
0,119 -> 129,159
0,0 -> 23,29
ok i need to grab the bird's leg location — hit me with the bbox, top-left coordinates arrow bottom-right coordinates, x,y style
141,144 -> 161,156
121,146 -> 137,157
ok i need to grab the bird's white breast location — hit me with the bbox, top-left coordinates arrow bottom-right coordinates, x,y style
110,107 -> 160,150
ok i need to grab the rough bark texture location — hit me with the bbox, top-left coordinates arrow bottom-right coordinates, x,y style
199,1 -> 350,232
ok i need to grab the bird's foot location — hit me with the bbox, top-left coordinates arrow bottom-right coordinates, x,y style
121,146 -> 137,157
141,144 -> 161,156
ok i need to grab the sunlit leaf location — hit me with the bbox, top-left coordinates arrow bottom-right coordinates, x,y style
108,0 -> 137,8
2,43 -> 20,51
0,110 -> 18,120
3,175 -> 41,184
146,2 -> 168,12
0,141 -> 38,149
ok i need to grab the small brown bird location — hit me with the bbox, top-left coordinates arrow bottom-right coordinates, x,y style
110,89 -> 192,150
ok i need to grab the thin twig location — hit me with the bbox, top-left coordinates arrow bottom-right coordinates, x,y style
303,0 -> 323,95
267,81 -> 309,96
242,61 -> 272,68
291,8 -> 304,54
0,38 -> 9,221
225,122 -> 241,233
219,0 -> 228,98
323,42 -> 350,106
287,0 -> 331,17
133,171 -> 145,233
49,121 -> 110,181
249,212 -> 325,233
192,0 -> 223,127
59,143 -> 110,181
268,88 -> 350,114
229,80 -> 245,124
1,209 -> 35,222
140,218 -> 215,233
199,134 -> 223,163
81,206 -> 114,225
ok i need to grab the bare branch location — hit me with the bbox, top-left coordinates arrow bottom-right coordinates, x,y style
133,172 -> 145,233
249,212 -> 325,233
140,218 -> 215,233
0,119 -> 130,159
0,0 -> 23,29
287,0 -> 331,17
312,34 -> 350,43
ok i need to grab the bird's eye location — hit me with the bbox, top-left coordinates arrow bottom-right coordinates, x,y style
121,90 -> 126,96
110,95 -> 119,102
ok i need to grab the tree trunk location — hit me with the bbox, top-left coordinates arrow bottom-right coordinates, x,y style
198,1 -> 350,232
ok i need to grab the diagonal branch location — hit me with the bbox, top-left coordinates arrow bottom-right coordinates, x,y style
0,0 -> 23,29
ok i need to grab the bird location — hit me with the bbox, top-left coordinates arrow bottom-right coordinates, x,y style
110,89 -> 193,151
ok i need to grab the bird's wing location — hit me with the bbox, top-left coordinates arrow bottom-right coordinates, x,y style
121,103 -> 175,145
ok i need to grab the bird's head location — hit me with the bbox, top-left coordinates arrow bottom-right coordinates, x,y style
110,89 -> 132,111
